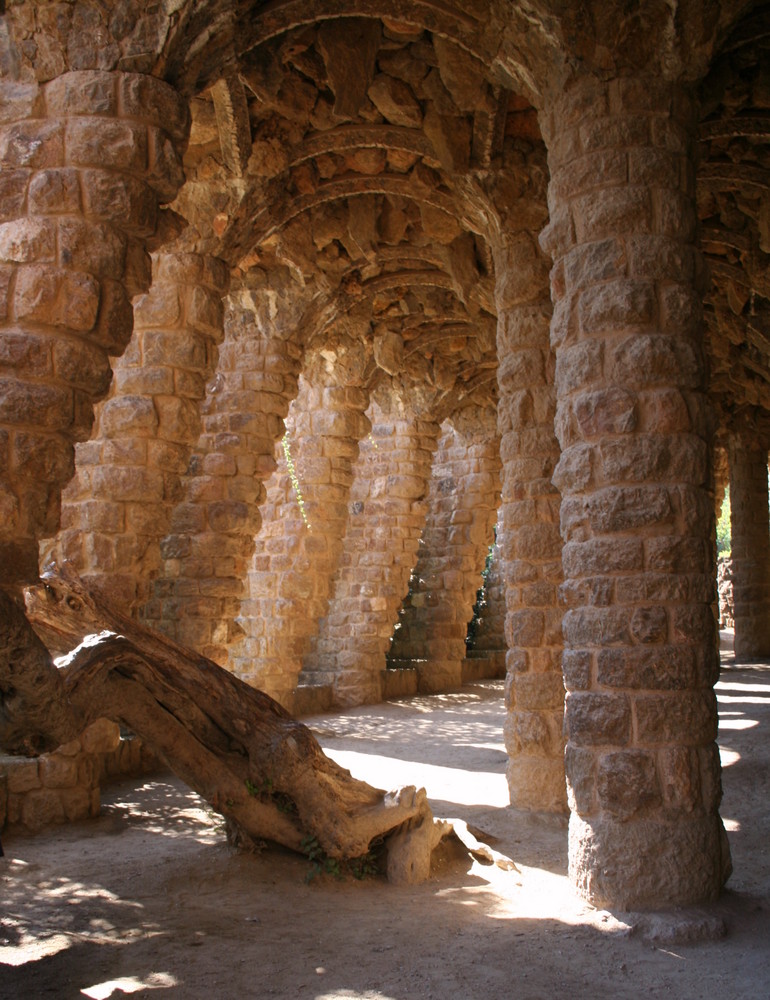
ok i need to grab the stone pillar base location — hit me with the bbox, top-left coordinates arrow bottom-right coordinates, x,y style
569,813 -> 732,909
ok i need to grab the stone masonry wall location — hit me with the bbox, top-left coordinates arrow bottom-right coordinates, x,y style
0,71 -> 189,585
729,432 -> 770,659
42,252 -> 227,610
540,74 -> 728,907
462,541 -> 507,682
232,372 -> 370,708
387,411 -> 501,694
143,305 -> 301,666
300,403 -> 440,707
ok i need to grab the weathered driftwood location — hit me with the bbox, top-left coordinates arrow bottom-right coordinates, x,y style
0,567 -> 445,881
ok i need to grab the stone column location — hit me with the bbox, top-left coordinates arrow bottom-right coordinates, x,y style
301,406 -> 440,706
493,224 -> 565,813
387,412 -> 501,694
0,71 -> 188,585
541,75 -> 730,907
143,310 -> 301,665
43,253 -> 228,610
462,542 -> 507,681
729,432 -> 770,659
234,373 -> 370,708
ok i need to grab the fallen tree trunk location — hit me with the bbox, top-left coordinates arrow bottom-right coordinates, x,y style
0,568 -> 446,882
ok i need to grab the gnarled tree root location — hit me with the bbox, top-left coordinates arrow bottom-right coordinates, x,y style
0,568 -> 445,882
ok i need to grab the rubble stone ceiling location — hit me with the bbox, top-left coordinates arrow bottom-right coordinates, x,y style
698,2 -> 770,439
168,12 -> 527,423
156,1 -> 770,430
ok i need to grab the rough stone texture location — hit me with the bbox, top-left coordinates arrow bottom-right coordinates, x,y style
1,3 -> 765,912
42,252 -> 228,610
232,371 -> 370,708
492,150 -> 566,813
143,304 -> 301,667
728,433 -> 770,658
717,556 -> 734,629
300,403 -> 440,707
0,718 -> 158,834
387,411 -> 501,694
0,70 -> 188,584
541,75 -> 730,908
462,541 -> 507,682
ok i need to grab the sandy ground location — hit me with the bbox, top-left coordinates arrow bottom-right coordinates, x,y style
1,643 -> 769,1000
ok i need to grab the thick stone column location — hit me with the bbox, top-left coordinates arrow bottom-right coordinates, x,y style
43,253 -> 227,609
0,71 -> 188,584
143,310 -> 301,665
493,220 -> 565,813
387,412 -> 501,694
301,406 -> 440,706
729,432 -> 770,659
235,373 -> 370,708
541,75 -> 730,907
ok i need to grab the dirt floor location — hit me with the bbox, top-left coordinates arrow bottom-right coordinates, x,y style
2,639 -> 769,1000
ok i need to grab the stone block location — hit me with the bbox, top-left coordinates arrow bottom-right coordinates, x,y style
56,341 -> 112,400
0,217 -> 56,263
65,118 -> 146,171
39,754 -> 78,788
0,328 -> 52,376
22,789 -> 66,830
0,376 -> 73,429
58,218 -> 127,280
612,333 -> 700,388
659,745 -> 701,811
565,744 -> 596,813
0,121 -> 64,169
572,186 -> 652,242
14,264 -> 100,332
80,170 -> 157,235
566,691 -> 632,746
6,759 -> 40,793
118,74 -> 190,143
80,718 -> 121,753
100,394 -> 158,437
45,71 -> 118,117
563,538 -> 643,577
635,691 -> 718,744
0,169 -> 29,223
597,749 -> 660,819
28,167 -> 81,213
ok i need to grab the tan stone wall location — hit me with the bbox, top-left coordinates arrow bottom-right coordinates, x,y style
143,305 -> 301,665
0,719 -> 158,834
387,411 -> 501,693
462,542 -> 507,682
301,403 -> 440,707
0,71 -> 188,585
231,372 -> 370,708
540,75 -> 728,907
43,252 -> 228,609
729,433 -> 770,658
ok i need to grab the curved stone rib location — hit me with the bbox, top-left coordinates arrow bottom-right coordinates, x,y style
700,116 -> 770,141
294,124 -> 434,163
224,173 -> 463,263
235,0 -> 485,59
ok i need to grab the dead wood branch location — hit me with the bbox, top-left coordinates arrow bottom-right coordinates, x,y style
0,567 -> 442,881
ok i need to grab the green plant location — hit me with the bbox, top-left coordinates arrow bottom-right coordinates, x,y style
301,835 -> 342,881
245,776 -> 297,815
282,431 -> 311,530
717,487 -> 731,557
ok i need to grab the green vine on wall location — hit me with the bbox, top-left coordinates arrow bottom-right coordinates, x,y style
282,432 -> 311,530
